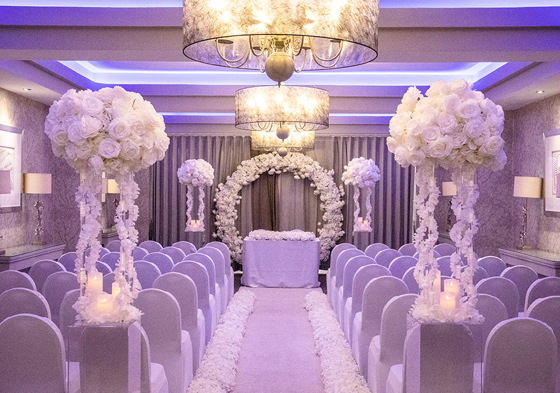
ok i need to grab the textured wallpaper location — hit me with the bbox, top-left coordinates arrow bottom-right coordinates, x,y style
0,88 -> 151,253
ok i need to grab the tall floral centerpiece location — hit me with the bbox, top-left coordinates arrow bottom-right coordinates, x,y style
45,86 -> 169,324
387,79 -> 506,323
342,157 -> 381,233
177,159 -> 214,232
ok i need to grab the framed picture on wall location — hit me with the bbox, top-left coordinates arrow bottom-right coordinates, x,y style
545,132 -> 560,213
0,124 -> 22,211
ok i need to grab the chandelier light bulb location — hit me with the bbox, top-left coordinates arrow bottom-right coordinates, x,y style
265,52 -> 295,83
278,147 -> 288,157
276,125 -> 290,140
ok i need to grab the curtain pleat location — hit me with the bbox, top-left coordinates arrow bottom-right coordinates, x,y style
153,135 -> 413,256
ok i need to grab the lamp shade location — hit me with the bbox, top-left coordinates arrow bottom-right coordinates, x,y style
107,179 -> 120,194
0,170 -> 11,194
22,173 -> 51,194
513,176 -> 542,199
442,182 -> 457,197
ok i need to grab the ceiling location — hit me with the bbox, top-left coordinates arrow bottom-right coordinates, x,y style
1,1 -> 559,136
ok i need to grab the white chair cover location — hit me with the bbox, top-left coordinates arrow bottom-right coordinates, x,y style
58,252 -> 78,272
139,240 -> 163,253
332,248 -> 364,315
412,250 -> 441,260
172,261 -> 216,344
327,243 -> 357,306
436,256 -> 453,277
198,246 -> 228,312
100,251 -> 121,270
135,261 -> 162,289
0,314 -> 68,393
368,293 -> 417,393
375,249 -> 403,269
524,276 -> 560,312
96,260 -> 113,275
365,243 -> 390,260
526,296 -> 560,362
0,270 -> 36,295
103,272 -> 117,293
139,323 -> 169,393
471,294 -> 508,363
28,259 -> 65,293
59,288 -> 80,361
338,255 -> 376,325
133,246 -> 149,261
134,288 -> 193,393
433,243 -> 456,256
397,243 -> 416,256
144,252 -> 175,274
482,318 -> 557,393
501,265 -> 538,312
476,276 -> 520,318
206,241 -> 234,302
105,239 -> 121,252
153,272 -> 205,372
160,246 -> 186,264
172,241 -> 197,256
0,288 -> 50,322
402,267 -> 419,294
388,256 -> 418,279
42,271 -> 79,327
345,264 -> 391,342
183,252 -> 221,318
477,256 -> 507,277
352,276 -> 408,377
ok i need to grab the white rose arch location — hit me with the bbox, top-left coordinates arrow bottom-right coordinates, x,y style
214,152 -> 345,263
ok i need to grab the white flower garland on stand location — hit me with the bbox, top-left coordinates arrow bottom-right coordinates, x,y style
387,79 -> 506,323
45,86 -> 169,324
177,159 -> 214,232
341,157 -> 380,233
304,291 -> 370,393
214,152 -> 345,263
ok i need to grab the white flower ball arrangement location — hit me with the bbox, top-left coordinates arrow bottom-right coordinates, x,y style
386,79 -> 506,171
342,157 -> 381,233
177,159 -> 214,232
45,86 -> 169,175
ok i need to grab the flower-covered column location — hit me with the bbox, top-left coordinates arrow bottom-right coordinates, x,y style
177,159 -> 214,232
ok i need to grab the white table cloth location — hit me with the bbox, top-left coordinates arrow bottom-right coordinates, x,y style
241,238 -> 320,288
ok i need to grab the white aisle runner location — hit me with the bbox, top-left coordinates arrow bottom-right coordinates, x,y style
233,288 -> 324,393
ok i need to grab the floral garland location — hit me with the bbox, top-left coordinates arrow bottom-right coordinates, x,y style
214,152 -> 345,263
247,229 -> 316,242
342,157 -> 380,233
387,79 -> 505,323
45,86 -> 169,324
177,159 -> 214,232
187,289 -> 256,393
304,291 -> 370,393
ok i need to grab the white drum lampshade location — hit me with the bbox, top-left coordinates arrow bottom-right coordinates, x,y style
22,173 -> 52,194
513,176 -> 542,199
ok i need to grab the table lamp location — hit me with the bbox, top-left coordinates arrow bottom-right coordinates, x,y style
442,181 -> 457,230
22,173 -> 52,245
513,176 -> 542,249
0,170 -> 12,254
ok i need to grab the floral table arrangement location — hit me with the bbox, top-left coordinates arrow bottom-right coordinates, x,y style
387,79 -> 506,323
246,229 -> 317,242
177,159 -> 214,232
45,86 -> 169,324
342,157 -> 381,233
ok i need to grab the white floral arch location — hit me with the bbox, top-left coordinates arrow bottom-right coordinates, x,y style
214,152 -> 345,263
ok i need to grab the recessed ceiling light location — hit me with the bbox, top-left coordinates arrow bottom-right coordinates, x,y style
22,88 -> 31,91
536,90 -> 545,94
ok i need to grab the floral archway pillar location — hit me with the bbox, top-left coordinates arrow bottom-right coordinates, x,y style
178,159 -> 214,232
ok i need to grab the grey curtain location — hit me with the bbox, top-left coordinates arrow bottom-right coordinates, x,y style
152,135 -> 414,261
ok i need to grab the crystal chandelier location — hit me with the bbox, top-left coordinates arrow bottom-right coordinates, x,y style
235,84 -> 328,156
182,0 -> 379,81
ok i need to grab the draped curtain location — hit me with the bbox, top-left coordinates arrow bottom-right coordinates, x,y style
152,135 -> 414,262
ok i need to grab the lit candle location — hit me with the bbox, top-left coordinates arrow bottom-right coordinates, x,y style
77,269 -> 87,284
88,271 -> 103,298
440,291 -> 456,312
112,281 -> 120,297
444,278 -> 461,303
96,293 -> 114,314
432,271 -> 441,304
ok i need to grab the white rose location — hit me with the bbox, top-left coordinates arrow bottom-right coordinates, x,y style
428,136 -> 453,159
128,117 -> 146,136
82,116 -> 102,139
450,79 -> 469,97
437,113 -> 458,135
386,137 -> 398,153
108,118 -> 131,140
389,113 -> 410,136
88,155 -> 105,173
65,143 -> 78,161
480,135 -> 504,156
67,121 -> 86,144
120,139 -> 141,161
394,146 -> 410,167
426,80 -> 451,97
464,118 -> 484,139
419,106 -> 438,126
458,99 -> 481,119
141,149 -> 158,167
405,135 -> 422,151
81,94 -> 104,117
444,94 -> 462,113
422,126 -> 441,142
406,118 -> 423,136
75,141 -> 93,160
52,129 -> 68,147
451,131 -> 468,148
408,149 -> 426,166
98,138 -> 121,159
97,87 -> 116,103
112,97 -> 133,119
